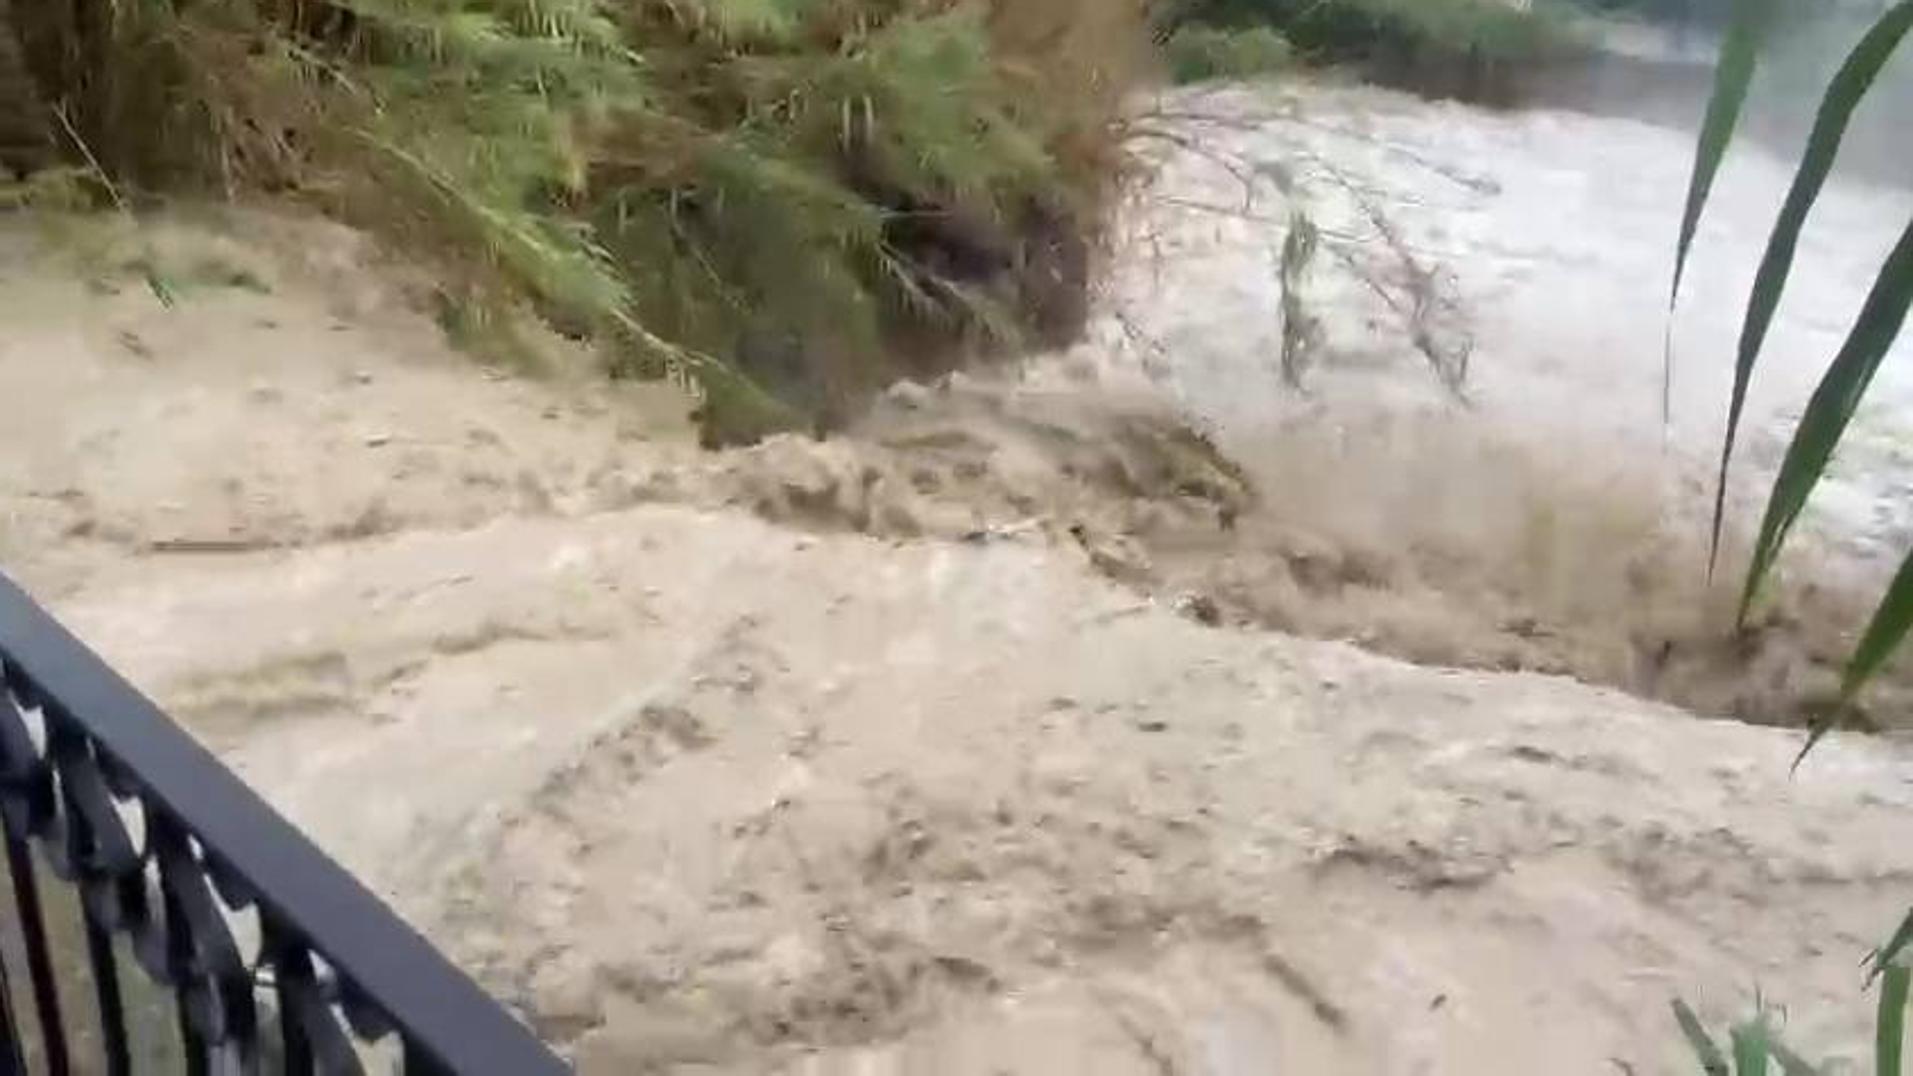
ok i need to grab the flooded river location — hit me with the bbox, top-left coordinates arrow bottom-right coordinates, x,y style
4,24 -> 1912,1072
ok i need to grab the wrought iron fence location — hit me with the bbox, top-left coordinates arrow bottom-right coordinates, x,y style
0,572 -> 567,1075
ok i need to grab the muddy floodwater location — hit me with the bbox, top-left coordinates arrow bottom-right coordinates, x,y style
1077,29 -> 1913,722
2,20 -> 1912,1073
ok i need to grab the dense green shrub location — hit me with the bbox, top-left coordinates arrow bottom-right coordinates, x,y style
0,0 -> 1152,439
1174,0 -> 1569,99
1165,24 -> 1292,83
1186,0 -> 1558,58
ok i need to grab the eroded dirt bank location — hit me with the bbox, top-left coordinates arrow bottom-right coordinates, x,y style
1,77 -> 1911,1072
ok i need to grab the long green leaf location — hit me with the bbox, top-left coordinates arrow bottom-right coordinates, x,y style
1795,538 -> 1913,760
1740,216 -> 1913,622
1871,907 -> 1913,985
1671,0 -> 1774,311
1846,545 -> 1913,695
1677,998 -> 1732,1075
1710,0 -> 1913,573
1880,964 -> 1909,1076
1668,0 -> 1773,427
1768,1035 -> 1823,1076
1733,1016 -> 1773,1076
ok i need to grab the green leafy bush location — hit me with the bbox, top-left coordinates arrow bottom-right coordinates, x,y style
1165,24 -> 1292,83
1177,0 -> 1566,67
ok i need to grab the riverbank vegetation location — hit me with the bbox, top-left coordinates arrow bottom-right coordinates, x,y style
0,0 -> 1582,437
1170,0 -> 1573,97
0,0 -> 1154,439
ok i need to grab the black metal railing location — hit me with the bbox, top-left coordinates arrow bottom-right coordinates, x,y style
0,572 -> 567,1075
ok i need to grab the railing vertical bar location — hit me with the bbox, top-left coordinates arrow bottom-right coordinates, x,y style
0,931 -> 28,1076
267,922 -> 314,1076
56,716 -> 135,1076
161,848 -> 210,1076
278,986 -> 312,1076
175,993 -> 207,1076
2,829 -> 68,1076
80,907 -> 130,1076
